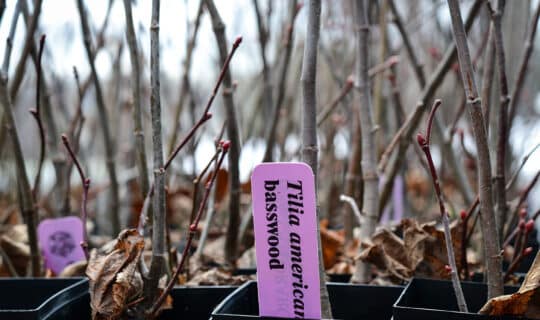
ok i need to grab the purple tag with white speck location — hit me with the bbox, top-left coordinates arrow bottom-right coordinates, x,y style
38,216 -> 86,274
251,162 -> 321,319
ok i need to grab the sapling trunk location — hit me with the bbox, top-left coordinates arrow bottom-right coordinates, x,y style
417,100 -> 468,312
446,0 -> 504,299
122,0 -> 150,213
76,0 -> 120,235
144,0 -> 166,309
205,0 -> 242,267
489,0 -> 510,243
300,0 -> 332,317
352,0 -> 379,284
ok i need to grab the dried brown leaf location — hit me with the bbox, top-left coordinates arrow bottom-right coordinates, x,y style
86,229 -> 144,320
480,251 -> 540,318
358,219 -> 462,283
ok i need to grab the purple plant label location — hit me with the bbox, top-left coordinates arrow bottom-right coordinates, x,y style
251,162 -> 321,319
38,216 -> 86,274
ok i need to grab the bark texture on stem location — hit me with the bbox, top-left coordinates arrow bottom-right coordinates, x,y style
300,0 -> 332,317
205,0 -> 242,266
76,0 -> 120,235
352,0 -> 379,284
446,0 -> 503,300
122,0 -> 150,214
145,0 -> 167,309
489,0 -> 509,243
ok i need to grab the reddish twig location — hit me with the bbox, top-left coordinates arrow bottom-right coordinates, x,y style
137,36 -> 242,233
504,247 -> 533,282
417,99 -> 468,312
61,134 -> 90,260
29,35 -> 46,198
150,141 -> 230,317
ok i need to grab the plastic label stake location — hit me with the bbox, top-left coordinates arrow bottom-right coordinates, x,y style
251,162 -> 321,319
38,216 -> 86,274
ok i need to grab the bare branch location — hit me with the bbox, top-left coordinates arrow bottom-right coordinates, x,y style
447,0 -> 503,299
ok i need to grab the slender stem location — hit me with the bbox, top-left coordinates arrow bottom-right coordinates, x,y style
417,100 -> 468,312
61,134 -> 90,260
316,76 -> 354,126
378,0 -> 483,173
506,142 -> 540,190
205,0 -> 243,267
508,1 -> 540,133
488,0 -> 510,243
340,194 -> 363,226
252,0 -> 273,126
122,0 -> 150,212
144,0 -> 166,309
29,35 -> 46,198
167,0 -> 204,156
446,0 -> 503,299
0,74 -> 40,277
262,0 -> 298,162
150,144 -> 229,317
76,0 -> 120,235
300,0 -> 332,317
9,0 -> 43,100
353,0 -> 380,284
480,28 -> 495,133
136,36 -> 242,232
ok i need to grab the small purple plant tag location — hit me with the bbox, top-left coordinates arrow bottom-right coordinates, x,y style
251,162 -> 321,319
38,216 -> 86,274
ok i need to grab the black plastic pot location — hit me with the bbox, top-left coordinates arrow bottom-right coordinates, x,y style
45,284 -> 238,320
393,278 -> 531,320
0,277 -> 87,320
211,280 -> 404,320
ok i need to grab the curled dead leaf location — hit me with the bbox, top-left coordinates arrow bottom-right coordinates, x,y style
86,229 -> 145,320
480,251 -> 540,319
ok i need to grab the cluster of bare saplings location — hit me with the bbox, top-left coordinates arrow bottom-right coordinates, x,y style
0,0 -> 539,319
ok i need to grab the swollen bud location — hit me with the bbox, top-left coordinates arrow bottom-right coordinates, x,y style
221,140 -> 231,151
417,133 -> 427,146
189,224 -> 197,232
233,36 -> 243,48
444,265 -> 452,274
523,247 -> 533,256
460,210 -> 467,221
519,208 -> 527,219
204,112 -> 212,121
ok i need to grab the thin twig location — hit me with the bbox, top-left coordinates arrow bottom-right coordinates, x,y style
167,0 -> 204,156
262,0 -> 299,162
417,99 -> 468,312
122,0 -> 150,211
205,0 -> 243,267
340,194 -> 363,226
29,35 -> 46,198
447,0 -> 503,299
136,36 -> 242,233
507,142 -> 540,190
9,0 -> 43,100
150,142 -> 229,317
0,74 -> 41,277
76,0 -> 120,235
508,1 -> 540,133
61,134 -> 90,260
378,0 -> 483,173
316,75 -> 354,126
